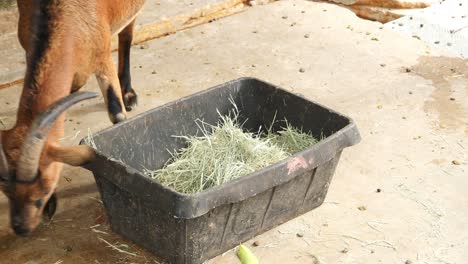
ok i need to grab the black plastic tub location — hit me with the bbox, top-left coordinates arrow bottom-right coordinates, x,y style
81,77 -> 361,264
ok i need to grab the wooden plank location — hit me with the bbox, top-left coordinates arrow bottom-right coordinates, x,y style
111,0 -> 249,49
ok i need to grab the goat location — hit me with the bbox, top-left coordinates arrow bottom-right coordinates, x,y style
0,0 -> 146,236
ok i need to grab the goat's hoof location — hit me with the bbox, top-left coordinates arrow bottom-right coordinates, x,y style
124,90 -> 138,111
111,113 -> 127,124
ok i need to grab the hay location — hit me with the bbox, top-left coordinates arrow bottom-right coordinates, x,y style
145,108 -> 318,194
145,112 -> 289,194
98,237 -> 137,257
267,122 -> 318,155
83,128 -> 97,149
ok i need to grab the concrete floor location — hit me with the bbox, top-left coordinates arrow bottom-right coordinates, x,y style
0,0 -> 467,263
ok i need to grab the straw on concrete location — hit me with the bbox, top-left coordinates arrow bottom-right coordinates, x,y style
98,237 -> 137,257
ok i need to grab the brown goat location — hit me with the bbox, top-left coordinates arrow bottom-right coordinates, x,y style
0,0 -> 146,236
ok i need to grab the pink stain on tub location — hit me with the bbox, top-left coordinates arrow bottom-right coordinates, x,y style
287,156 -> 309,175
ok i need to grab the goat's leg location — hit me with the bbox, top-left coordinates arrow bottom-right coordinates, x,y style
118,19 -> 138,111
71,73 -> 90,93
96,55 -> 128,124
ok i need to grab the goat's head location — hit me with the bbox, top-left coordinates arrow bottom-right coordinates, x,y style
0,92 -> 97,236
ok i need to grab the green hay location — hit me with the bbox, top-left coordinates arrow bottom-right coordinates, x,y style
145,109 -> 318,194
267,122 -> 318,155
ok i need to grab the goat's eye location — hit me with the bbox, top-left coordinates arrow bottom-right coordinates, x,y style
35,199 -> 43,209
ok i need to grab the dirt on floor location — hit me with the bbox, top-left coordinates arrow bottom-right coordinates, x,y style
0,0 -> 466,263
0,8 -> 17,35
0,168 -> 161,263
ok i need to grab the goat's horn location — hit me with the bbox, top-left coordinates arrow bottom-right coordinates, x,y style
17,92 -> 98,181
0,136 -> 9,180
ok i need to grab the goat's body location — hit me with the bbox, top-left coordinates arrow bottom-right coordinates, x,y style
17,0 -> 145,51
17,0 -> 145,107
0,0 -> 146,235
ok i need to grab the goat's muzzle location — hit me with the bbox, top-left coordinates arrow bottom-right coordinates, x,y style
12,216 -> 31,237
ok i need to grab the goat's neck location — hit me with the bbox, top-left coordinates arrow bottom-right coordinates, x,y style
15,34 -> 75,145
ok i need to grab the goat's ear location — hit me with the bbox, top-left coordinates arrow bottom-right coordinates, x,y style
0,131 -> 9,186
48,145 -> 95,166
0,179 -> 6,192
43,192 -> 57,221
